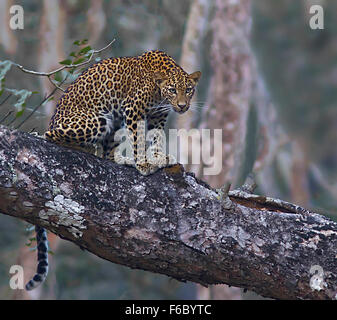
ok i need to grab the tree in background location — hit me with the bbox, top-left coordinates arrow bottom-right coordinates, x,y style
252,0 -> 337,214
178,0 -> 253,300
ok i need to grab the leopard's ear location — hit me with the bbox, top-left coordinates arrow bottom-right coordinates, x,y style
154,72 -> 168,86
189,71 -> 201,84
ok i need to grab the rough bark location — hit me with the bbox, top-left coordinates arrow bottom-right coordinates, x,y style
0,125 -> 336,300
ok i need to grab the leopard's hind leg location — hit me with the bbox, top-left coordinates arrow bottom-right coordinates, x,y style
44,129 -> 99,155
45,112 -> 113,157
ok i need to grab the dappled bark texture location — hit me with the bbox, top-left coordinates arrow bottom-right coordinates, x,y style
0,125 -> 337,300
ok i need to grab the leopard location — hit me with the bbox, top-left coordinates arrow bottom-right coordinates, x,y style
26,50 -> 201,290
45,50 -> 201,174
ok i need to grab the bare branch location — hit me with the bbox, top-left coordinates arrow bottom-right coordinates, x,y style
47,75 -> 65,93
15,75 -> 70,130
0,111 -> 13,125
0,93 -> 12,107
13,39 -> 115,77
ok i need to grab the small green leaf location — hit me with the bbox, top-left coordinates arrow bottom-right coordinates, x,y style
80,39 -> 88,45
68,67 -> 76,74
54,71 -> 63,82
31,91 -> 39,94
73,40 -> 81,45
59,59 -> 72,65
48,96 -> 54,101
84,50 -> 95,58
73,57 -> 86,65
78,45 -> 92,55
16,109 -> 24,118
6,88 -> 32,111
69,51 -> 77,57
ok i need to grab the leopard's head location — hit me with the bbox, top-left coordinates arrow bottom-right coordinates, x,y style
154,70 -> 201,114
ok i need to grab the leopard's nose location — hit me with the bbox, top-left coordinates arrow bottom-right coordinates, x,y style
178,104 -> 186,110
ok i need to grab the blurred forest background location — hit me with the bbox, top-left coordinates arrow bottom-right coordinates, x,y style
0,0 -> 336,300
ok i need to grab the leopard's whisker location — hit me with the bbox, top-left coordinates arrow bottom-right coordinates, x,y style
150,103 -> 172,111
189,105 -> 204,110
190,102 -> 205,108
150,108 -> 171,115
156,107 -> 170,112
191,100 -> 207,104
152,102 -> 171,109
186,105 -> 208,114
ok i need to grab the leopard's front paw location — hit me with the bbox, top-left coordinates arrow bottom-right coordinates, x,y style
108,150 -> 135,166
148,152 -> 176,168
136,162 -> 160,176
166,154 -> 177,165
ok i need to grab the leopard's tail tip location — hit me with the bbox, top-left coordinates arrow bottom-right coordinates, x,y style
25,226 -> 49,291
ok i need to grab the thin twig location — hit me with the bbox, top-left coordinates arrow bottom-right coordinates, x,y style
15,89 -> 57,129
0,110 -> 13,124
0,93 -> 12,106
48,75 -> 65,92
14,39 -> 116,77
15,74 -> 70,129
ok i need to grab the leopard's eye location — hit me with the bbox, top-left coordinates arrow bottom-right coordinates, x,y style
168,88 -> 176,94
185,87 -> 193,94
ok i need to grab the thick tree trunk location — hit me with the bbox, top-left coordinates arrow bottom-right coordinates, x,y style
38,0 -> 67,120
180,0 -> 253,299
0,125 -> 336,300
177,0 -> 211,130
197,0 -> 253,187
87,0 -> 106,46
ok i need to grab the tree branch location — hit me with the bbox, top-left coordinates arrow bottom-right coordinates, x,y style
0,125 -> 336,300
13,39 -> 116,77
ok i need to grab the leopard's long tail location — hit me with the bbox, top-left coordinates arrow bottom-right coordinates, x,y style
25,226 -> 49,291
